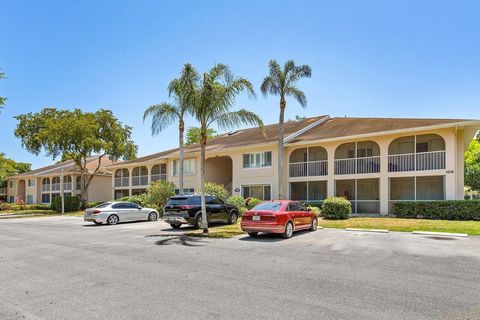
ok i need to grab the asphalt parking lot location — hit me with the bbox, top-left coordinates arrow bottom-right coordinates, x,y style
0,216 -> 479,320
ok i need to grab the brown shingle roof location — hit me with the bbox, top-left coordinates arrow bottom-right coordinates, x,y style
291,117 -> 475,143
109,148 -> 178,167
172,115 -> 328,154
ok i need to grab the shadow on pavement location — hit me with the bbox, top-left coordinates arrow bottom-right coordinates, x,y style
238,229 -> 312,242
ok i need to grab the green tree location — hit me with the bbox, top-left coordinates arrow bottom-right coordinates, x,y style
185,127 -> 217,145
143,64 -> 198,194
465,139 -> 480,192
0,70 -> 6,112
143,179 -> 176,212
189,63 -> 264,234
0,153 -> 31,187
261,60 -> 311,199
14,108 -> 137,202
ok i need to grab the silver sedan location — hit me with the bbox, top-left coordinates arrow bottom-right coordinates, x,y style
84,202 -> 159,225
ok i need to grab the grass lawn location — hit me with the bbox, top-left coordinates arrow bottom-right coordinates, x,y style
319,217 -> 480,235
185,217 -> 480,238
0,210 -> 85,219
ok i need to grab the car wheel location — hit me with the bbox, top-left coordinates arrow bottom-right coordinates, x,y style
170,223 -> 182,229
148,212 -> 157,221
93,221 -> 103,225
310,217 -> 318,231
228,211 -> 238,224
107,214 -> 119,225
194,215 -> 203,229
281,221 -> 294,239
248,232 -> 258,237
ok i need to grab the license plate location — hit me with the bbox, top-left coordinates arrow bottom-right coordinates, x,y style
253,216 -> 260,221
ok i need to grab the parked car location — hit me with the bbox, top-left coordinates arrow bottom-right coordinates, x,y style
84,201 -> 159,225
241,200 -> 318,239
163,194 -> 239,229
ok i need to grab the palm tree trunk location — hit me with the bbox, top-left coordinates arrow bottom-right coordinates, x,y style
278,97 -> 286,199
200,132 -> 208,234
179,119 -> 185,195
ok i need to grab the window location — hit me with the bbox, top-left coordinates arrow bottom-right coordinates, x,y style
175,188 -> 195,195
167,196 -> 201,206
251,202 -> 281,211
9,181 -> 15,188
151,164 -> 167,181
206,196 -> 224,205
131,189 -> 146,196
290,181 -> 327,202
26,195 -> 34,204
76,176 -> 82,190
114,189 -> 129,200
173,159 -> 196,176
335,178 -> 380,214
41,194 -> 50,203
132,166 -> 148,186
288,202 -> 305,211
242,185 -> 271,201
115,169 -> 129,187
112,203 -> 127,209
9,196 -> 15,203
28,179 -> 36,187
243,151 -> 272,168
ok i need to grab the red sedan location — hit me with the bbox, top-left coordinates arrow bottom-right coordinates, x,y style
241,200 -> 318,238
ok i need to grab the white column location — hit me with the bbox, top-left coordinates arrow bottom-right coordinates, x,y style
444,130 -> 456,200
379,139 -> 389,215
326,145 -> 336,197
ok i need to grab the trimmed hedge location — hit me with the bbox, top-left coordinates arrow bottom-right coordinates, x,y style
0,203 -> 52,211
322,197 -> 351,220
85,201 -> 105,209
51,196 -> 81,212
245,197 -> 262,210
393,200 -> 480,221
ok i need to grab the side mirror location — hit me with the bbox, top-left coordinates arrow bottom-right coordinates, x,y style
137,206 -> 143,210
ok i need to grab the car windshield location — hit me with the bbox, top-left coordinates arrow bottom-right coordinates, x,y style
251,202 -> 282,211
94,202 -> 111,208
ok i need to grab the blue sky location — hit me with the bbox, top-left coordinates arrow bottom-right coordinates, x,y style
1,0 -> 479,168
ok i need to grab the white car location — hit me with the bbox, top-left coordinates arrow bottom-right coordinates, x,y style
84,201 -> 159,225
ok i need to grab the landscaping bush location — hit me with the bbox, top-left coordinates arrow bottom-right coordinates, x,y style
393,200 -> 480,221
227,195 -> 247,214
204,182 -> 228,201
85,201 -> 105,209
307,205 -> 321,217
142,180 -> 176,215
117,195 -> 146,206
51,196 -> 81,212
321,197 -> 351,220
0,203 -> 51,212
245,197 -> 262,210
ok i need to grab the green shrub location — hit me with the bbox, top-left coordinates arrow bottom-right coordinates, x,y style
85,201 -> 105,209
245,197 -> 262,210
322,197 -> 351,220
51,196 -> 81,212
0,203 -> 52,212
204,182 -> 228,201
227,195 -> 246,209
393,200 -> 480,220
143,180 -> 176,215
117,195 -> 146,206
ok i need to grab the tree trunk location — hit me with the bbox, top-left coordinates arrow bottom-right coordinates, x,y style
200,132 -> 208,234
278,97 -> 286,199
179,119 -> 185,195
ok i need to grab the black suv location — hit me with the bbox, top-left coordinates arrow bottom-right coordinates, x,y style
163,194 -> 239,229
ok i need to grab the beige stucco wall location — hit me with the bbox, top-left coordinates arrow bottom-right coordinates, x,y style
87,175 -> 112,202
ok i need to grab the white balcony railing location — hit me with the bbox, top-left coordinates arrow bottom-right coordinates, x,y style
334,156 -> 380,175
42,185 -> 50,192
115,177 -> 129,187
289,161 -> 328,177
151,174 -> 167,182
132,175 -> 148,186
51,183 -> 61,191
388,150 -> 445,172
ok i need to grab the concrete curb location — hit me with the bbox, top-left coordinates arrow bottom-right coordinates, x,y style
345,228 -> 389,233
412,231 -> 468,238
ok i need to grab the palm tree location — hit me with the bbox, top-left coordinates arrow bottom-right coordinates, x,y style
190,64 -> 264,234
260,60 -> 311,199
143,64 -> 198,194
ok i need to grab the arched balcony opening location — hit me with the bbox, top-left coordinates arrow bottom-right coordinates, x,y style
42,178 -> 51,192
51,177 -> 61,191
76,176 -> 82,191
289,147 -> 328,177
132,166 -> 148,186
63,176 -> 72,190
334,141 -> 380,175
151,164 -> 167,182
115,169 -> 129,187
388,134 -> 445,172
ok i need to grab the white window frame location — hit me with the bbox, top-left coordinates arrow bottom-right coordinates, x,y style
241,184 -> 272,201
28,179 -> 36,187
242,151 -> 272,169
173,159 -> 196,176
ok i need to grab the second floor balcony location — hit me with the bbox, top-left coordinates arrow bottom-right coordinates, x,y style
115,177 -> 129,187
334,156 -> 381,175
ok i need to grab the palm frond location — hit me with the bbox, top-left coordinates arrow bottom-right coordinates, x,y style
287,63 -> 312,84
284,87 -> 307,108
213,109 -> 264,134
260,76 -> 280,97
143,103 -> 179,135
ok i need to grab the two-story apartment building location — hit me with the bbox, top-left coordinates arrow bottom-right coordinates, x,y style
108,115 -> 479,215
5,156 -> 114,204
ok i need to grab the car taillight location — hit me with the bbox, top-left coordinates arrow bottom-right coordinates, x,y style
262,215 -> 276,222
180,205 -> 193,210
92,210 -> 101,214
